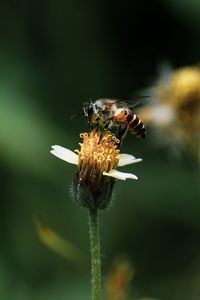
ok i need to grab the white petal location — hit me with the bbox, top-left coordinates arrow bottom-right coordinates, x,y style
118,153 -> 142,166
103,169 -> 138,180
50,145 -> 78,165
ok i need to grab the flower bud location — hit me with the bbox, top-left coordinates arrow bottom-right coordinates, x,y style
72,171 -> 115,209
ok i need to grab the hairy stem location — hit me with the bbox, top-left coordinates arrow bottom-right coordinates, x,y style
89,208 -> 101,300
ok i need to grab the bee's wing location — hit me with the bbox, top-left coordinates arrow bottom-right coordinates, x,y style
111,96 -> 149,108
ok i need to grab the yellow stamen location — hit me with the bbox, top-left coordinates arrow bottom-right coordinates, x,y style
77,130 -> 120,178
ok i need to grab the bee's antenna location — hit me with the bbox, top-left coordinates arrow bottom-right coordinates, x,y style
70,112 -> 83,120
88,97 -> 93,104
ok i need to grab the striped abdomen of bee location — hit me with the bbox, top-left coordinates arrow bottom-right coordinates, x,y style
112,109 -> 146,138
126,113 -> 146,138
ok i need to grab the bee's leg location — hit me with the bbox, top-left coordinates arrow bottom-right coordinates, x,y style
89,122 -> 94,131
103,121 -> 110,131
98,131 -> 105,143
98,121 -> 110,143
117,125 -> 128,142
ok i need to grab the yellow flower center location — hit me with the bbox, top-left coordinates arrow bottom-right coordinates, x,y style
73,130 -> 121,209
75,130 -> 120,179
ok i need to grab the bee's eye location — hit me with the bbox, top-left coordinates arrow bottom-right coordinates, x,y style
88,104 -> 94,113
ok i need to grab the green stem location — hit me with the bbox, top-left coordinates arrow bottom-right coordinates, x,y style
89,208 -> 101,300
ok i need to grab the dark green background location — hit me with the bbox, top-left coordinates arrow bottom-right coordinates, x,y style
1,0 -> 200,299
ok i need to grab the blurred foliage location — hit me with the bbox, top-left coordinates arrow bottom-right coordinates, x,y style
1,0 -> 200,299
34,215 -> 86,267
105,257 -> 134,300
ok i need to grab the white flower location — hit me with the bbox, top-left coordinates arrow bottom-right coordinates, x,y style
50,145 -> 142,181
50,130 -> 142,209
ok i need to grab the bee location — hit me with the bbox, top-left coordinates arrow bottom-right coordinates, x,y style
83,98 -> 146,139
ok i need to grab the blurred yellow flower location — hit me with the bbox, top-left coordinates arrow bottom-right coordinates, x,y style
140,65 -> 200,158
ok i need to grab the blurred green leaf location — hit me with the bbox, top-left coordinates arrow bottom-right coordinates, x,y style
34,214 -> 86,267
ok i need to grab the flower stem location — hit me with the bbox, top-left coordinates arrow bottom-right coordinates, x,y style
89,208 -> 101,300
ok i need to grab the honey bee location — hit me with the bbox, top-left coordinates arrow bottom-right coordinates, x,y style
83,98 -> 146,139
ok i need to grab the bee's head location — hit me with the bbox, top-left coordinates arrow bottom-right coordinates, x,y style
83,101 -> 95,120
